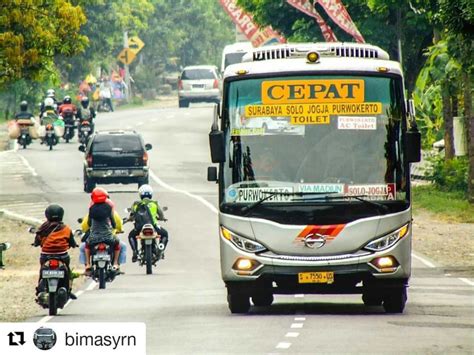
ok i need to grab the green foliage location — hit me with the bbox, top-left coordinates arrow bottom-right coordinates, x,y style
428,155 -> 468,193
0,1 -> 88,86
412,184 -> 474,222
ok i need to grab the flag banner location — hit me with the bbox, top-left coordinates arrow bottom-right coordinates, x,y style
219,0 -> 285,46
316,0 -> 365,43
286,0 -> 338,42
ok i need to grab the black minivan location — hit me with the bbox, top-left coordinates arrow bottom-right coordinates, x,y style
79,130 -> 152,192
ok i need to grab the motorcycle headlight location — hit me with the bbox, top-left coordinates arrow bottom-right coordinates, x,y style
220,226 -> 266,253
364,224 -> 410,252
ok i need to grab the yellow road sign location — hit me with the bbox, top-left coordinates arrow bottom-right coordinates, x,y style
128,36 -> 145,54
117,48 -> 136,65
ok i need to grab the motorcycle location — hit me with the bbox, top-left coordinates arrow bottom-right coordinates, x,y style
44,124 -> 58,150
29,227 -> 76,316
62,113 -> 75,143
124,207 -> 168,275
97,99 -> 111,113
78,120 -> 93,145
77,219 -> 117,289
17,121 -> 33,149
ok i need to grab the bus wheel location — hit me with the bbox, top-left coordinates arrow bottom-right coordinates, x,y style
362,293 -> 383,306
252,292 -> 274,307
383,288 -> 407,313
227,292 -> 250,314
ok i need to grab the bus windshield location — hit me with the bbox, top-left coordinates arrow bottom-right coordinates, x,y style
222,75 -> 407,206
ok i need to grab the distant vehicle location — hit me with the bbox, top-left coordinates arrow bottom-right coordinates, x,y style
221,42 -> 254,73
178,65 -> 221,108
79,130 -> 152,192
242,117 -> 289,133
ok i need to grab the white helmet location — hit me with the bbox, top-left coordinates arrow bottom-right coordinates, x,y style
138,184 -> 153,199
46,89 -> 55,98
44,97 -> 54,108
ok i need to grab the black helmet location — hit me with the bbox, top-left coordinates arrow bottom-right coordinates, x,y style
20,100 -> 28,111
63,95 -> 72,104
81,96 -> 89,108
45,204 -> 64,222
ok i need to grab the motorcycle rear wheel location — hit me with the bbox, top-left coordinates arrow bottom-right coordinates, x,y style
145,244 -> 153,275
48,292 -> 58,316
98,267 -> 106,289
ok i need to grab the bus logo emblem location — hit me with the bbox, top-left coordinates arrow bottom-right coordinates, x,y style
304,234 -> 326,249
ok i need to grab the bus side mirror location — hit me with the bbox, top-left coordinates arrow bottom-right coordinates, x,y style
209,130 -> 225,163
207,166 -> 218,182
406,129 -> 421,163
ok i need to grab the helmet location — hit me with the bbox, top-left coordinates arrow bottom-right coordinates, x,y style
20,100 -> 28,111
91,187 -> 108,203
46,89 -> 55,98
45,204 -> 64,222
44,97 -> 54,108
80,96 -> 89,108
138,184 -> 153,199
63,95 -> 72,104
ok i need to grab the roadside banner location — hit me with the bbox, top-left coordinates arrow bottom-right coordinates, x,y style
286,0 -> 338,42
219,0 -> 285,47
316,0 -> 365,43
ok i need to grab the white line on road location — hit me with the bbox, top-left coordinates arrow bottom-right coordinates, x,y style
412,252 -> 436,268
291,323 -> 304,329
276,342 -> 292,349
294,317 -> 306,321
17,152 -> 38,176
458,278 -> 474,286
0,209 -> 42,225
294,294 -> 305,298
150,170 -> 218,214
86,281 -> 97,291
285,332 -> 299,338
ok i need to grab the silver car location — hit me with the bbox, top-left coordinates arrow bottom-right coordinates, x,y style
178,65 -> 221,107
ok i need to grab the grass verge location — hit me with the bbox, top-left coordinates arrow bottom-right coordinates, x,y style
412,185 -> 474,223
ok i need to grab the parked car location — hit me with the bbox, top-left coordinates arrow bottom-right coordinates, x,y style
178,65 -> 221,108
79,130 -> 152,192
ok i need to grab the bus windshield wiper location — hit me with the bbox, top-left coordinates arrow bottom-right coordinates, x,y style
293,194 -> 389,213
241,191 -> 338,215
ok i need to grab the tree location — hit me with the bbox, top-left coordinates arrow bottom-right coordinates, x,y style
0,0 -> 87,86
438,0 -> 474,202
236,0 -> 434,93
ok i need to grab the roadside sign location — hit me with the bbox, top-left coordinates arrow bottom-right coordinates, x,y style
117,48 -> 136,65
128,36 -> 145,54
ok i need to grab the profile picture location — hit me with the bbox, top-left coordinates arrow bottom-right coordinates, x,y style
33,327 -> 57,350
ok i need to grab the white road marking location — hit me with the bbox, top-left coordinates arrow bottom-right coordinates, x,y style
276,342 -> 292,349
285,332 -> 299,338
412,252 -> 436,268
458,278 -> 474,286
37,315 -> 54,324
86,281 -> 97,291
294,317 -> 306,321
0,209 -> 42,225
294,294 -> 305,298
150,170 -> 218,214
291,323 -> 304,329
18,153 -> 38,176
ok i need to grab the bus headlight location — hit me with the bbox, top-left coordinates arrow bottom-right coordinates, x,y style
364,224 -> 409,252
220,226 -> 267,253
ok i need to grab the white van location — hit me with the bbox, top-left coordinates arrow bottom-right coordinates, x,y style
221,42 -> 254,74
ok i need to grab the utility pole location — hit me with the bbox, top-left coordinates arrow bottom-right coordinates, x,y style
123,31 -> 132,102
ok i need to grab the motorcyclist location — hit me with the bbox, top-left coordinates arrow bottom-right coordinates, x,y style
33,204 -> 78,300
40,98 -> 60,126
81,187 -> 123,273
58,95 -> 77,119
76,96 -> 96,132
14,101 -> 36,122
40,89 -> 58,116
127,184 -> 169,263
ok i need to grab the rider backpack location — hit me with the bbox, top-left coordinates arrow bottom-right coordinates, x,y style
134,202 -> 153,231
80,107 -> 92,121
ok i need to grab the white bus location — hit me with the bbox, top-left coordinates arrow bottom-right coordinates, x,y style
208,42 -> 421,314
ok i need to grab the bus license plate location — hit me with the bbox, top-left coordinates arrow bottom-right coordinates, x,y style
298,272 -> 334,284
42,270 -> 65,278
114,169 -> 129,176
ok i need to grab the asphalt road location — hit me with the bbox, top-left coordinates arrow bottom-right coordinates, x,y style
2,104 -> 473,354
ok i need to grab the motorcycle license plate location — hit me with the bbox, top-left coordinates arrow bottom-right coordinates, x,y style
298,271 -> 334,284
81,126 -> 91,131
93,253 -> 111,262
42,270 -> 65,278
